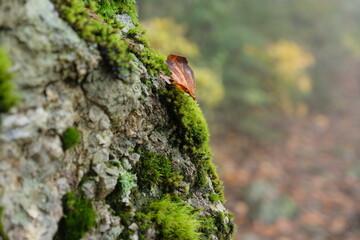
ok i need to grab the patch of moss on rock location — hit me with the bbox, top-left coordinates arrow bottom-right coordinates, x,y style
53,0 -> 169,76
200,211 -> 235,240
84,0 -> 139,26
208,193 -> 221,202
198,211 -> 235,240
61,127 -> 81,150
0,207 -> 9,240
161,86 -> 225,202
198,216 -> 217,239
135,151 -> 183,192
0,47 -> 18,113
213,210 -> 235,239
136,195 -> 201,240
54,191 -> 96,240
53,0 -> 132,70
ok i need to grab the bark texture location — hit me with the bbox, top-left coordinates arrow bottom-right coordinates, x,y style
0,0 -> 235,239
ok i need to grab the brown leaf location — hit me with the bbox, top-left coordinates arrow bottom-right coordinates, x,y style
163,54 -> 196,100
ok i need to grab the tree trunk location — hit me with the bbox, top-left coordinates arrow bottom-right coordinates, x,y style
0,0 -> 234,239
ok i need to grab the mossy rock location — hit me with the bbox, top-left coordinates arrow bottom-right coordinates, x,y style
48,0 -> 234,239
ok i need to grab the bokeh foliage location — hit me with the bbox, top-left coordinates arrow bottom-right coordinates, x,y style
139,0 -> 358,142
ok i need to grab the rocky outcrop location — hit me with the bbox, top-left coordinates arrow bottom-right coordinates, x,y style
0,0 -> 235,239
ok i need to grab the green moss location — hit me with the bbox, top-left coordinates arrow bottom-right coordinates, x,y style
54,191 -> 96,240
53,0 -> 169,76
198,211 -> 235,240
127,27 -> 150,45
137,195 -> 201,240
106,186 -> 132,225
207,161 -> 225,203
0,207 -> 9,240
163,87 -> 209,150
83,0 -> 129,28
53,0 -> 132,70
134,211 -> 153,239
135,151 -> 183,192
133,47 -> 168,76
208,193 -> 220,202
106,152 -> 232,239
0,48 -> 19,113
198,216 -> 217,238
84,0 -> 139,25
61,127 -> 81,150
106,152 -> 184,239
213,211 -> 235,239
160,86 -> 225,202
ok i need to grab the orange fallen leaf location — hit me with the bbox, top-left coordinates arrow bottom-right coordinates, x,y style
162,54 -> 196,100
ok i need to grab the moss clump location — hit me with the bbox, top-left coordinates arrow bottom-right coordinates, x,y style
53,0 -> 169,76
61,127 -> 81,150
213,211 -> 235,239
81,0 -> 169,75
105,189 -> 132,226
163,87 -> 209,150
127,27 -> 150,45
198,211 -> 235,240
54,191 -> 96,240
161,86 -> 225,202
208,193 -> 220,202
214,212 -> 234,237
81,0 -> 152,47
198,216 -> 217,238
53,0 -> 132,69
0,48 -> 18,113
84,0 -> 139,26
0,207 -> 9,240
137,195 -> 201,240
135,151 -> 183,192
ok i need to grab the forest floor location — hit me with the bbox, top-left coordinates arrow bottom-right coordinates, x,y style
212,67 -> 360,240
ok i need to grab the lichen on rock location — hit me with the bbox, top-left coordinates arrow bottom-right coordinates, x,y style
0,0 -> 235,239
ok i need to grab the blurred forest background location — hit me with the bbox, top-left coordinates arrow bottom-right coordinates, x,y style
138,0 -> 360,239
